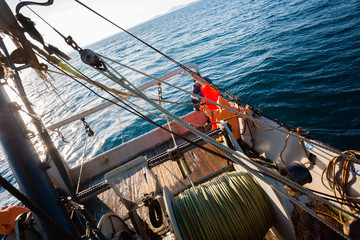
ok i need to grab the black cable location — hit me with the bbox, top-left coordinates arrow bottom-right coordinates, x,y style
308,189 -> 360,212
16,0 -> 54,15
37,48 -> 360,221
41,54 -> 360,218
0,174 -> 76,240
73,0 -> 246,104
36,53 -> 236,165
255,169 -> 360,214
22,2 -> 67,40
73,0 -> 193,73
20,0 -> 241,103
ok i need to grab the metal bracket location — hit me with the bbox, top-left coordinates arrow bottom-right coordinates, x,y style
219,120 -> 243,152
167,146 -> 184,178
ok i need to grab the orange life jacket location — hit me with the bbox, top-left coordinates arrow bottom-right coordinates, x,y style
200,84 -> 221,129
201,94 -> 242,140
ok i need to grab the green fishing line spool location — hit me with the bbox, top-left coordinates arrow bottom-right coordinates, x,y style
172,172 -> 274,240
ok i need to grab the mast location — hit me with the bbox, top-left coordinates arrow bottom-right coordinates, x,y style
0,39 -> 77,239
0,37 -> 76,198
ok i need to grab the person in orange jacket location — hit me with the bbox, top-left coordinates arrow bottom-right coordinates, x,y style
189,72 -> 251,140
201,93 -> 242,140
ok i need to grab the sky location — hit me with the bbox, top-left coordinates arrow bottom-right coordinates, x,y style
5,0 -> 198,52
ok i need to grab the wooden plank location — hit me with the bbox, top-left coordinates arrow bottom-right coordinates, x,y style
84,142 -> 230,225
70,111 -> 209,184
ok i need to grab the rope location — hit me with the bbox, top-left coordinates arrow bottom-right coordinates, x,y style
99,54 -> 360,164
95,62 -> 357,238
321,150 -> 360,215
44,71 -> 72,110
252,119 -> 277,131
190,114 -> 241,128
157,83 -> 177,146
316,211 -> 345,225
93,56 -> 360,220
36,49 -> 357,239
279,132 -> 292,167
36,54 -> 235,169
172,172 -> 274,240
37,48 -> 358,238
72,136 -> 89,220
73,0 -> 240,101
75,136 -> 89,194
47,68 -> 200,106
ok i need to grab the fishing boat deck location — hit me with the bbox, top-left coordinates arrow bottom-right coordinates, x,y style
81,134 -> 231,229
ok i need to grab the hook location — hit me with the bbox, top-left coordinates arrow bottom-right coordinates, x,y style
16,0 -> 54,14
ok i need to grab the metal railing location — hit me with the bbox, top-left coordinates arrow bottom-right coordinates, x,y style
47,63 -> 199,131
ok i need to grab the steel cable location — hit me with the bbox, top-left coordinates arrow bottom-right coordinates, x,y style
172,172 -> 274,240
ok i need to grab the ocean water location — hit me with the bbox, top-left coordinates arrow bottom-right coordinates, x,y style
1,0 -> 360,207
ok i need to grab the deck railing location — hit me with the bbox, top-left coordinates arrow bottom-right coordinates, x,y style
47,63 -> 199,131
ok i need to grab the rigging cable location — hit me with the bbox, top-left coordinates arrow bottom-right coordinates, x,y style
20,1 -> 67,40
19,4 -> 360,164
35,53 -> 236,168
73,0 -> 192,73
92,55 -> 360,220
16,4 -> 358,233
37,54 -> 357,239
87,57 -> 359,239
99,54 -> 360,164
72,0 -> 241,102
37,48 -> 360,225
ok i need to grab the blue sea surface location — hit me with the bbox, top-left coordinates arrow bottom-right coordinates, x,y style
1,0 -> 360,207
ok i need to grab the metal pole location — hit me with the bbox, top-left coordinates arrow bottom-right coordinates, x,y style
0,82 -> 77,239
0,37 -> 76,198
0,36 -> 107,240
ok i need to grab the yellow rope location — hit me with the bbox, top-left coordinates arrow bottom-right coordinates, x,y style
252,119 -> 276,131
172,172 -> 274,240
321,150 -> 360,217
279,132 -> 292,167
316,210 -> 344,225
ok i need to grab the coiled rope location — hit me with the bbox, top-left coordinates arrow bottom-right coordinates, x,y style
172,172 -> 274,240
322,150 -> 360,216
